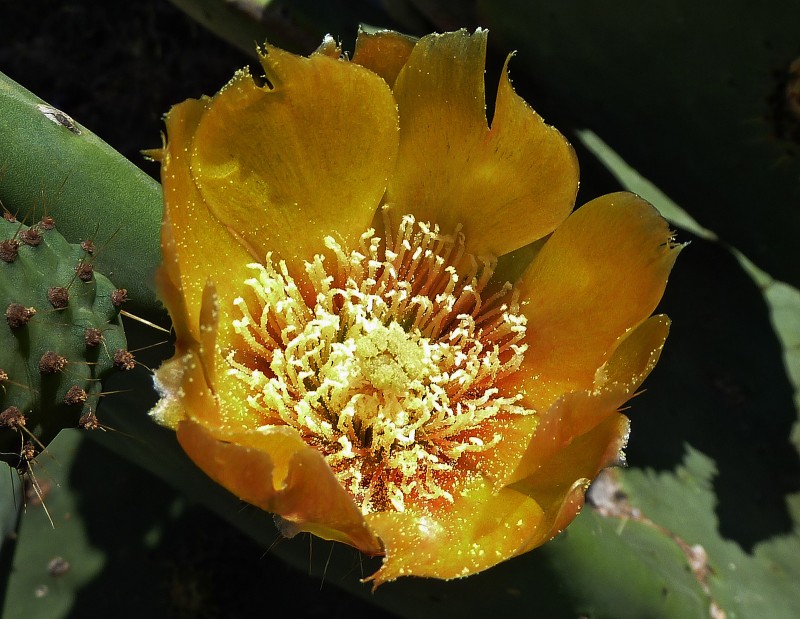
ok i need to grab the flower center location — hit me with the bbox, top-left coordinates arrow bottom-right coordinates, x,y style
227,214 -> 532,513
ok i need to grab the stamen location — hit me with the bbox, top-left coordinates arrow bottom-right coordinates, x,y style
227,215 -> 534,514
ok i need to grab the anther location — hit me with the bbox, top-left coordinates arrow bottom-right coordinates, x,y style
228,217 -> 531,514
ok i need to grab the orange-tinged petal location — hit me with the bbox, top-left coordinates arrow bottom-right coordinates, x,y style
366,478 -> 545,583
154,230 -> 191,355
191,281 -> 265,430
509,315 -> 670,486
352,29 -> 417,89
151,347 -> 216,431
387,29 -> 578,258
465,312 -> 664,491
160,98 -> 255,344
153,279 -> 265,432
512,412 -> 629,506
313,35 -> 342,58
510,413 -> 630,554
364,438 -> 594,585
188,45 -> 399,273
533,479 -> 589,553
594,313 -> 672,389
177,419 -> 381,554
462,412 -> 538,491
516,192 -> 680,410
509,389 -> 623,487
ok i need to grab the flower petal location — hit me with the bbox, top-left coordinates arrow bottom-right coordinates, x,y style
366,478 -> 545,584
160,98 -> 255,343
386,29 -> 578,258
594,313 -> 672,390
516,192 -> 680,410
462,413 -> 538,490
153,278 -> 267,432
365,415 -> 625,585
509,413 -> 631,554
352,29 -> 416,89
509,314 -> 670,486
151,30 -> 681,585
150,353 -> 195,430
366,411 -> 619,585
177,419 -> 382,554
188,44 -> 399,272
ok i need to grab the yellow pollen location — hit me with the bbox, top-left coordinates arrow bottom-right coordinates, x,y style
227,214 -> 533,513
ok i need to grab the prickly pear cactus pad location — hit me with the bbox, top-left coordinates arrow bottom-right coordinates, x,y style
0,213 -> 131,468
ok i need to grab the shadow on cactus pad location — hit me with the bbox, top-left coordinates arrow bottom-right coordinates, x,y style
626,231 -> 800,552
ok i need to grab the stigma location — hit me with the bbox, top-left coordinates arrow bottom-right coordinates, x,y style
226,213 -> 533,514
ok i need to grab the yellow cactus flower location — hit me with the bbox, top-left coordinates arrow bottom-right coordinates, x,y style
150,28 -> 680,584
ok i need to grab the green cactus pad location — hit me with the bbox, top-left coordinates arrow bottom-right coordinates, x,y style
0,215 -> 130,468
0,70 -> 163,317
